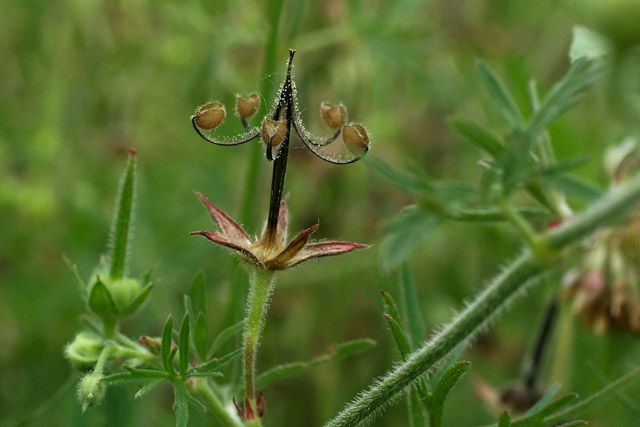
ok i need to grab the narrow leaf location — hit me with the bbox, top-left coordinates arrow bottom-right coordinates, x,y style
379,291 -> 402,329
400,264 -> 426,349
186,393 -> 207,412
384,314 -> 411,359
189,271 -> 207,316
193,311 -> 208,362
366,156 -> 429,194
162,315 -> 175,375
63,255 -> 87,300
523,383 -> 561,416
255,339 -> 376,390
135,379 -> 164,399
139,263 -> 156,287
108,151 -> 137,280
476,60 -> 524,129
540,174 -> 603,202
179,313 -> 190,375
186,348 -> 242,378
427,361 -> 472,427
208,321 -> 243,358
450,117 -> 504,158
502,130 -> 535,195
407,387 -> 428,427
183,295 -> 195,323
538,393 -> 580,417
498,411 -> 511,427
544,366 -> 640,424
173,381 -> 189,427
101,368 -> 168,385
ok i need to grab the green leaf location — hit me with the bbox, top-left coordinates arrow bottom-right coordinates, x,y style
108,151 -> 137,281
400,264 -> 426,350
538,393 -> 580,417
502,130 -> 535,195
366,156 -> 429,194
523,383 -> 561,416
379,291 -> 402,329
162,315 -> 175,375
380,208 -> 441,271
186,348 -> 242,378
134,379 -> 164,399
183,295 -> 195,323
407,387 -> 428,427
450,117 -> 504,158
498,411 -> 511,427
569,26 -> 611,63
383,314 -> 411,359
193,311 -> 208,362
139,263 -> 156,287
101,368 -> 168,385
173,381 -> 189,427
179,313 -> 190,375
540,174 -> 603,202
555,421 -> 587,426
122,282 -> 154,316
63,255 -> 87,300
189,271 -> 207,316
185,393 -> 207,412
543,366 -> 640,424
527,58 -> 602,141
208,321 -> 243,359
88,277 -> 118,322
255,338 -> 376,390
476,60 -> 524,129
426,361 -> 471,427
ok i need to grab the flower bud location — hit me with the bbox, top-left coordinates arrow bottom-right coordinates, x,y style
236,93 -> 260,118
343,123 -> 370,154
65,332 -> 104,370
105,277 -> 142,313
320,102 -> 347,129
261,118 -> 286,148
194,102 -> 226,130
78,372 -> 107,411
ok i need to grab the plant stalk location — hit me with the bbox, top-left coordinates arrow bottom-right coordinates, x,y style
190,378 -> 243,427
325,171 -> 640,427
243,268 -> 276,418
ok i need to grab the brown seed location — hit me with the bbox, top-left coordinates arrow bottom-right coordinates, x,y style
236,93 -> 260,118
320,102 -> 347,129
261,118 -> 286,148
194,102 -> 226,130
343,123 -> 370,154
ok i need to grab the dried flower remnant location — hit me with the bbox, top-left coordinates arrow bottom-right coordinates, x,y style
191,49 -> 369,271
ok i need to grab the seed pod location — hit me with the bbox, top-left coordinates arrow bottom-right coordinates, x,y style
261,118 -> 286,148
194,102 -> 226,130
320,102 -> 347,129
343,123 -> 370,154
236,93 -> 260,118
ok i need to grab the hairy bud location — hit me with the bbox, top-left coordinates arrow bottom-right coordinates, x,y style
261,118 -> 286,148
236,93 -> 260,118
78,372 -> 107,411
343,124 -> 370,154
194,102 -> 226,130
321,102 -> 347,129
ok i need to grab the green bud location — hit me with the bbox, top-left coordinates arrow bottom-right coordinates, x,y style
105,277 -> 142,312
65,332 -> 104,370
78,372 -> 107,412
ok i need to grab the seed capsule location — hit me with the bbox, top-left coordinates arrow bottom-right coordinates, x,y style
343,123 -> 370,154
320,102 -> 347,129
261,118 -> 286,148
194,102 -> 226,130
236,93 -> 260,118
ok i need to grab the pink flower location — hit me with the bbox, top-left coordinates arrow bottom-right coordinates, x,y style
191,192 -> 367,271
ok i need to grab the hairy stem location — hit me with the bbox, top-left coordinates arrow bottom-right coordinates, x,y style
325,171 -> 640,427
243,269 -> 276,417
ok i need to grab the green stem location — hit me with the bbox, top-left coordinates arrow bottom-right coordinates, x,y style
325,171 -> 640,427
94,344 -> 113,375
243,268 -> 276,417
190,378 -> 243,427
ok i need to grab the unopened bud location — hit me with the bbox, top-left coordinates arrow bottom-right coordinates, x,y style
320,102 -> 347,129
65,332 -> 104,370
236,93 -> 260,118
261,118 -> 286,148
194,102 -> 226,130
343,123 -> 370,154
105,277 -> 142,313
78,372 -> 107,411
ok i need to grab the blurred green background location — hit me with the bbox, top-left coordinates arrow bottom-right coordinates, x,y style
2,0 -> 639,426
